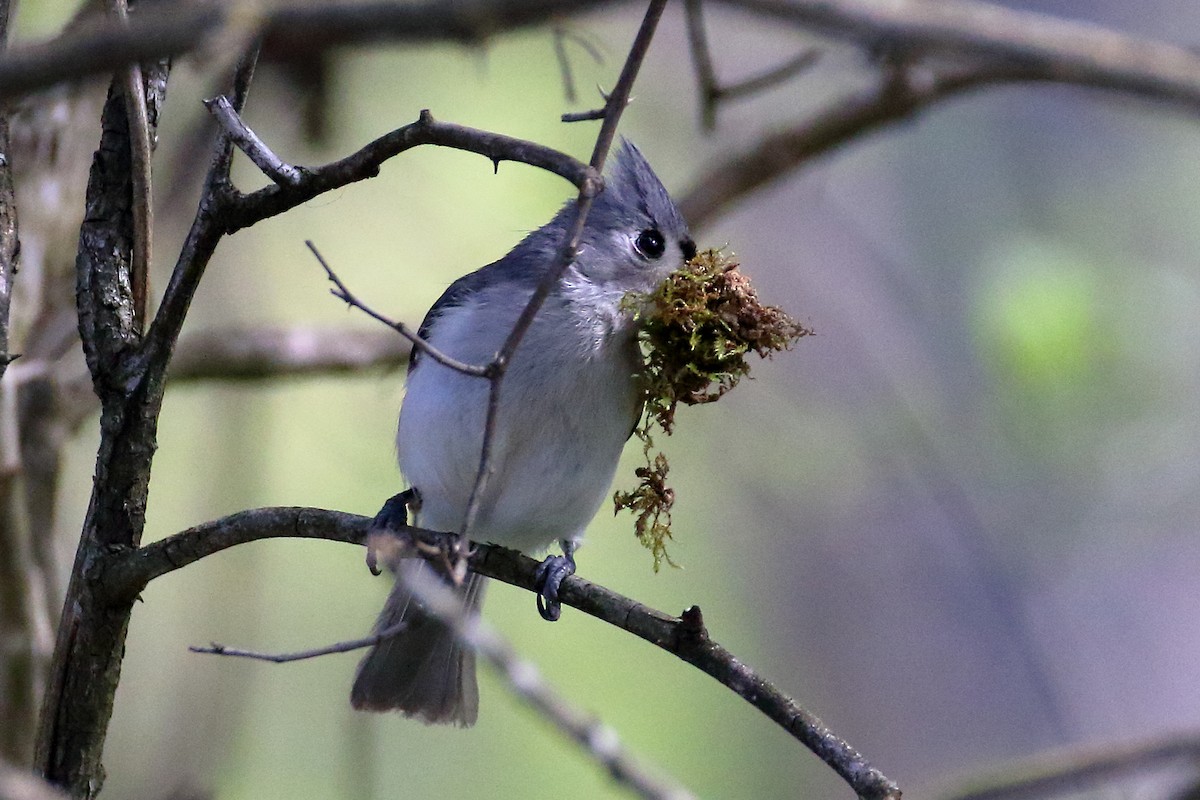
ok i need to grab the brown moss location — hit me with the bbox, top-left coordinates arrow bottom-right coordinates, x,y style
615,249 -> 811,570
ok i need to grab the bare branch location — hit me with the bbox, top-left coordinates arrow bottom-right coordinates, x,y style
189,620 -> 409,663
304,241 -> 488,377
460,0 -> 667,543
401,566 -> 697,800
683,0 -> 720,130
35,54 -> 173,794
685,0 -> 819,129
190,544 -> 697,800
718,0 -> 1200,110
217,110 -> 599,235
169,326 -> 410,383
561,107 -> 609,123
0,0 -> 618,101
0,0 -> 17,376
718,49 -> 821,102
204,95 -> 302,186
939,735 -> 1200,800
105,507 -> 900,800
139,45 -> 257,375
680,63 -> 1047,229
109,0 -> 154,334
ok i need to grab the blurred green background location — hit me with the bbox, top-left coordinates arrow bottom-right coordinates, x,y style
16,1 -> 1200,798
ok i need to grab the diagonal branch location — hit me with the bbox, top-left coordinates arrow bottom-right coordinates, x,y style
680,63 -> 1054,229
459,0 -> 667,542
194,566 -> 699,800
104,507 -> 900,800
305,241 -> 488,377
397,566 -> 697,800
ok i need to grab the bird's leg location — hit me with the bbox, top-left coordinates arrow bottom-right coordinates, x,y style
366,487 -> 420,576
533,539 -> 577,622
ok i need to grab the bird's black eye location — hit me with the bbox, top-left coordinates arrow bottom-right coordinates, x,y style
635,228 -> 666,259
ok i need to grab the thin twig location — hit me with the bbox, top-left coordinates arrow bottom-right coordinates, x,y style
204,94 -> 303,186
190,619 -> 409,663
103,507 -> 902,800
553,26 -> 579,103
683,0 -> 720,130
561,107 -> 609,122
401,566 -> 696,800
192,548 -> 696,800
458,0 -> 667,548
305,240 -> 489,377
554,25 -> 606,105
718,49 -> 821,102
685,0 -> 819,130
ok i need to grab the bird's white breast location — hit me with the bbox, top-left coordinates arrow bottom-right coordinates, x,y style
397,283 -> 639,554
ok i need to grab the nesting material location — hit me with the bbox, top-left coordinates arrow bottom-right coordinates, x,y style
615,249 -> 812,570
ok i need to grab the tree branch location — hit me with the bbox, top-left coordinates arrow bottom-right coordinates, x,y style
680,63 -> 1056,229
459,0 -> 666,542
108,0 -> 154,334
940,735 -> 1200,800
203,95 -> 302,186
685,0 -> 818,130
305,241 -> 487,377
35,55 -> 172,794
719,0 -> 1200,110
398,567 -> 696,800
105,507 -> 900,800
169,326 -> 410,383
212,109 -> 598,236
0,0 -> 619,101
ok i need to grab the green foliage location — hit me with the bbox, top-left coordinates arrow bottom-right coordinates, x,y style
614,249 -> 811,570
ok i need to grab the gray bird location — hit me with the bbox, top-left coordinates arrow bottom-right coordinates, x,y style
351,140 -> 695,725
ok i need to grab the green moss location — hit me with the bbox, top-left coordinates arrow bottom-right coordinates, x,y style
614,249 -> 811,570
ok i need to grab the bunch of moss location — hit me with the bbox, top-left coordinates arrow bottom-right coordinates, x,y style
615,248 -> 812,570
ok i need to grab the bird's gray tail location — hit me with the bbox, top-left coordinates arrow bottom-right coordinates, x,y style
350,561 -> 486,726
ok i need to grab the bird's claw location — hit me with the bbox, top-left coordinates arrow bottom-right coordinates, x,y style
367,488 -> 419,576
533,548 -> 576,622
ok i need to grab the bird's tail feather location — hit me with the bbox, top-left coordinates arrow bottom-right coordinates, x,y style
350,561 -> 486,726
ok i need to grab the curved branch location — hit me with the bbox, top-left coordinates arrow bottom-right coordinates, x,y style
108,506 -> 900,800
219,109 -> 599,234
720,0 -> 1200,110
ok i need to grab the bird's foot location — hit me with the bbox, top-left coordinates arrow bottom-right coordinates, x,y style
366,488 -> 420,575
533,543 -> 577,622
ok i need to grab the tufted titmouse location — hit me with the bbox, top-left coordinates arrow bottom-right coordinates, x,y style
351,140 -> 695,725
